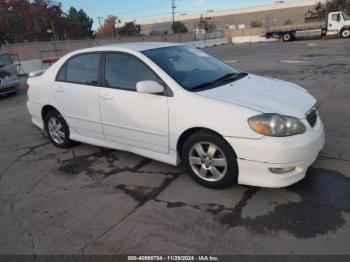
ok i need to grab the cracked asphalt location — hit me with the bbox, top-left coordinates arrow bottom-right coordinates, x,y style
0,38 -> 350,255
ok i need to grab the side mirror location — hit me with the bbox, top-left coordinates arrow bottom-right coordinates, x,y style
337,14 -> 341,22
0,62 -> 4,68
136,80 -> 164,95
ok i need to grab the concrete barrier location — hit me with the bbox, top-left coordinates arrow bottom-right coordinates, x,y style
185,38 -> 229,48
232,35 -> 279,44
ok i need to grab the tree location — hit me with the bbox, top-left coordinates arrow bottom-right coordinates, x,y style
0,0 -> 93,44
32,0 -> 65,41
198,15 -> 216,33
96,16 -> 118,38
172,21 -> 188,33
312,0 -> 350,18
0,0 -> 65,42
65,7 -> 94,39
118,21 -> 141,36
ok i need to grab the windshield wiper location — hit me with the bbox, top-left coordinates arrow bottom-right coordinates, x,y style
191,72 -> 248,91
214,73 -> 238,83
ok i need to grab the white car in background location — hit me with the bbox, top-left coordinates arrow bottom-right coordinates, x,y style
26,42 -> 325,188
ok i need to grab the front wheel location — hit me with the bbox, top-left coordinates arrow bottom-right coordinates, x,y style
45,111 -> 74,148
181,131 -> 238,189
340,28 -> 350,38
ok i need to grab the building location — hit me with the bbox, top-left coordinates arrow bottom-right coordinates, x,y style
137,0 -> 321,35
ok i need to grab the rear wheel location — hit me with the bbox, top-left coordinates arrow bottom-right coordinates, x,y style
282,32 -> 293,42
181,131 -> 238,189
44,111 -> 74,148
340,28 -> 350,38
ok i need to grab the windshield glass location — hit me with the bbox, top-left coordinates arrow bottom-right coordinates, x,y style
343,12 -> 350,21
143,46 -> 242,91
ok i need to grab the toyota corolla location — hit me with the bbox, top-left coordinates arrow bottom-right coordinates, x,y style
26,42 -> 325,188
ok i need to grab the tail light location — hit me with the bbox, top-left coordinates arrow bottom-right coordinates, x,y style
24,80 -> 30,92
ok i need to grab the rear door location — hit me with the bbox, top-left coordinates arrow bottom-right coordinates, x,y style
54,53 -> 104,139
98,52 -> 169,154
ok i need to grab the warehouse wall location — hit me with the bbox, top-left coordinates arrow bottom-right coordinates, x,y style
140,4 -> 315,34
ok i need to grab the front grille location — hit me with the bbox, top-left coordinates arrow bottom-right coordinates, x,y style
306,107 -> 317,127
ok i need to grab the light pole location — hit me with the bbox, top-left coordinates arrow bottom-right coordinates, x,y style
171,0 -> 176,23
97,16 -> 103,30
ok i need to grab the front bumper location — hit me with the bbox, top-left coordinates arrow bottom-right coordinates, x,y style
0,80 -> 20,94
225,117 -> 325,188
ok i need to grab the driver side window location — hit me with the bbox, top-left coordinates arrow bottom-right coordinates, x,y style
331,13 -> 340,21
105,53 -> 159,91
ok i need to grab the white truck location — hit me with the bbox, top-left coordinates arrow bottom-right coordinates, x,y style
266,11 -> 350,41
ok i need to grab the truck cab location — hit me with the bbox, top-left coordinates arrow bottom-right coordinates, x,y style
326,11 -> 350,38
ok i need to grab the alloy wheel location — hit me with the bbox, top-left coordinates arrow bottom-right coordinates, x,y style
189,142 -> 227,182
48,116 -> 65,144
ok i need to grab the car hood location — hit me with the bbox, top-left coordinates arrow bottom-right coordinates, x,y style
197,74 -> 316,118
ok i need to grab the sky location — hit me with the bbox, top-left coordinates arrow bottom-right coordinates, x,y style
59,0 -> 311,28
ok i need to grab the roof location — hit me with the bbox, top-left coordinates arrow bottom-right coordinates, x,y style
81,42 -> 182,53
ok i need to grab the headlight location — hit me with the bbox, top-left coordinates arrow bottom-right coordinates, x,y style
248,113 -> 306,137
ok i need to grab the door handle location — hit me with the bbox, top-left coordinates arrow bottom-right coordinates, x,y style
55,86 -> 65,93
100,93 -> 113,100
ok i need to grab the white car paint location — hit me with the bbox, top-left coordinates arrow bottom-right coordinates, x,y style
198,74 -> 315,118
26,42 -> 325,188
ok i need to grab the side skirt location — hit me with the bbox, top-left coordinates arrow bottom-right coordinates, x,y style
69,132 -> 180,166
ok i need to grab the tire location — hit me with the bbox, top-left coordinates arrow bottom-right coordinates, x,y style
340,28 -> 350,38
282,32 -> 293,42
44,110 -> 74,148
181,131 -> 238,189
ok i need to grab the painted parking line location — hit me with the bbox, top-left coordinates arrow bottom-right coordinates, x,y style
280,60 -> 307,64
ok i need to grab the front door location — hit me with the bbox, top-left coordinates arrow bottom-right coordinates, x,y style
328,12 -> 343,33
99,52 -> 169,154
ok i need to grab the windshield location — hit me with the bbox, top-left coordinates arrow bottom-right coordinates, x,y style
143,46 -> 243,91
343,12 -> 350,21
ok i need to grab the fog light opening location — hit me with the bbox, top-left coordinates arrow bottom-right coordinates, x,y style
269,166 -> 295,174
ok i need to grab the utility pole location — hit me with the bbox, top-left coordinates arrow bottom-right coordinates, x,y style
97,16 -> 103,29
265,15 -> 269,34
51,21 -> 58,41
171,0 -> 176,23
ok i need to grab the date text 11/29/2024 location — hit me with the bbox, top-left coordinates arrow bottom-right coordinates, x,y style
127,255 -> 219,261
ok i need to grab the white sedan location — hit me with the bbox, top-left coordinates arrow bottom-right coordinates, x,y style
26,42 -> 325,188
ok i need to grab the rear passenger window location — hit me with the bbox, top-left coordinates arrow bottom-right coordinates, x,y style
57,65 -> 66,81
105,53 -> 158,91
64,54 -> 100,85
